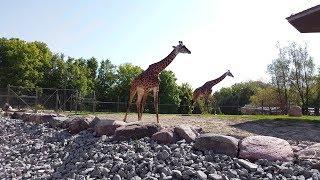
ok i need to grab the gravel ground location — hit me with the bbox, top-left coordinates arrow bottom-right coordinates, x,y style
96,113 -> 320,144
1,117 -> 320,179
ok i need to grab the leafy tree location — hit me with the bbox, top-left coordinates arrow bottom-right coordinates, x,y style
310,68 -> 320,115
0,38 -> 53,88
250,87 -> 281,107
177,83 -> 193,114
115,63 -> 143,102
96,60 -> 117,101
192,95 -> 215,114
64,57 -> 93,96
287,42 -> 315,114
158,70 -> 181,113
267,44 -> 290,113
42,53 -> 66,88
86,57 -> 98,83
214,81 -> 264,114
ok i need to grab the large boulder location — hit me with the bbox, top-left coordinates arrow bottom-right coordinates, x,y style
93,117 -> 126,136
174,124 -> 200,143
288,106 -> 302,117
23,113 -> 43,123
151,127 -> 180,144
11,111 -> 25,119
44,116 -> 70,129
297,143 -> 320,170
114,123 -> 161,141
297,143 -> 320,160
239,136 -> 294,161
67,116 -> 93,134
2,103 -> 12,111
193,133 -> 239,157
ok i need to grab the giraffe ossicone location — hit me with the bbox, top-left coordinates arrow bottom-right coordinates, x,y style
123,41 -> 191,123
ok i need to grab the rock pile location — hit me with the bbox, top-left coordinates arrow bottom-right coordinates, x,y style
0,112 -> 319,179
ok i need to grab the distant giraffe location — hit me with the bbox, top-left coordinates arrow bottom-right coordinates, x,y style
124,41 -> 191,123
192,70 -> 234,103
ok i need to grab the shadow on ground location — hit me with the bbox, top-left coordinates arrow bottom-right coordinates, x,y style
231,118 -> 320,143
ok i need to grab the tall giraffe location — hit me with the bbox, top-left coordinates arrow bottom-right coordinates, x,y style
192,70 -> 234,102
124,41 -> 191,123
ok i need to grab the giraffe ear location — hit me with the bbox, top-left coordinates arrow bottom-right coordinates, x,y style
172,46 -> 176,49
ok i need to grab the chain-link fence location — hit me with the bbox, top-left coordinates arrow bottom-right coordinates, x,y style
1,85 -> 318,115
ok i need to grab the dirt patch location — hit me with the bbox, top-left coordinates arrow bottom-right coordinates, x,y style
95,113 -> 320,145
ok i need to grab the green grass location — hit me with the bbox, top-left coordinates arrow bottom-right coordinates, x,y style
200,114 -> 320,123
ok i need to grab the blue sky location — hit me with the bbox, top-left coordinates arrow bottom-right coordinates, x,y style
1,0 -> 320,90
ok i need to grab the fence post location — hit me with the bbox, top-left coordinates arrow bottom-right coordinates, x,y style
35,88 -> 38,113
63,88 -> 66,111
75,91 -> 78,114
55,90 -> 59,112
6,84 -> 10,104
117,96 -> 120,113
93,91 -> 96,113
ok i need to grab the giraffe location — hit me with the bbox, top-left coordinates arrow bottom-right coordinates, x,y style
192,70 -> 234,103
123,41 -> 191,123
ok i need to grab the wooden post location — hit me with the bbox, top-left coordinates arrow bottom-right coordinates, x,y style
117,96 -> 120,112
75,91 -> 78,114
63,88 -> 66,111
93,91 -> 96,113
6,84 -> 10,104
35,88 -> 38,113
55,90 -> 59,112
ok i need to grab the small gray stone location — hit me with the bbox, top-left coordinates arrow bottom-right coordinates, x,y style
130,176 -> 142,180
296,175 -> 305,180
237,159 -> 258,172
172,170 -> 182,179
208,173 -> 223,180
113,174 -> 122,180
197,170 -> 207,179
227,169 -> 238,178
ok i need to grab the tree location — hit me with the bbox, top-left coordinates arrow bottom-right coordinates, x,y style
250,87 -> 282,108
310,68 -> 320,115
42,53 -> 66,88
0,38 -> 53,88
214,81 -> 264,114
287,42 -> 315,114
158,70 -> 181,114
192,95 -> 215,114
267,43 -> 290,113
177,83 -> 193,114
96,60 -> 117,101
86,57 -> 98,79
115,63 -> 143,102
64,57 -> 93,96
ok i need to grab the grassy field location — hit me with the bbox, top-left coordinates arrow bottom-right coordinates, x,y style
201,114 -> 320,122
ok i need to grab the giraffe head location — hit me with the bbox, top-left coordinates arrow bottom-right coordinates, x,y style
172,41 -> 191,54
226,70 -> 234,77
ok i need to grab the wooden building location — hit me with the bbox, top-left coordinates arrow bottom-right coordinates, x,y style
287,5 -> 320,33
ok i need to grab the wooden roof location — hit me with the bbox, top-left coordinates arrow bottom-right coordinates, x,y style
286,5 -> 320,33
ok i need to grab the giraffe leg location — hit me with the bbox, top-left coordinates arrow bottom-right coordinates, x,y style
123,87 -> 137,122
153,87 -> 159,123
136,88 -> 144,121
140,93 -> 148,120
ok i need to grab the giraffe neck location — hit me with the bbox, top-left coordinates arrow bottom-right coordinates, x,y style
205,72 -> 228,89
149,49 -> 178,74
